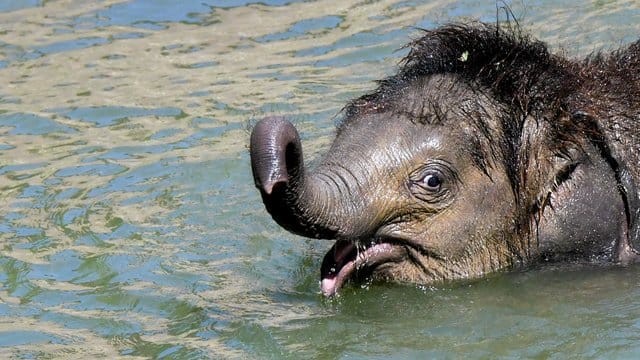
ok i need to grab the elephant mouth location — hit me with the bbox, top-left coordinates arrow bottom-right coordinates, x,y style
320,239 -> 408,297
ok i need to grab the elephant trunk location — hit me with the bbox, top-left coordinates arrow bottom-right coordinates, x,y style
250,116 -> 339,239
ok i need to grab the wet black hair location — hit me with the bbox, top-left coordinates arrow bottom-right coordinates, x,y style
344,22 -> 578,119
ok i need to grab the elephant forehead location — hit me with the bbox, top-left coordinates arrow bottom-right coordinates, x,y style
335,116 -> 443,159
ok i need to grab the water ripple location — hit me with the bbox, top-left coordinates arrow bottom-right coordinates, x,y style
48,106 -> 186,127
1,0 -> 640,358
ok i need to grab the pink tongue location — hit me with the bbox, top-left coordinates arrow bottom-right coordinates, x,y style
320,241 -> 357,297
321,260 -> 357,297
321,278 -> 338,297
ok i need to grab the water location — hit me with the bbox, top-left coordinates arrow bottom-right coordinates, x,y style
1,0 -> 640,358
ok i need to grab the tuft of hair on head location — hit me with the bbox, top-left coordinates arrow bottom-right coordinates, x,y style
343,22 -> 578,120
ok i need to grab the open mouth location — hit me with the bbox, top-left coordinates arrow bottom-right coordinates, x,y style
320,239 -> 407,297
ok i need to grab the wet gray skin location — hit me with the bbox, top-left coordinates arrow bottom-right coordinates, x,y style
250,24 -> 640,297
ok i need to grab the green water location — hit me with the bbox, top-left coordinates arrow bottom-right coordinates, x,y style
1,0 -> 640,358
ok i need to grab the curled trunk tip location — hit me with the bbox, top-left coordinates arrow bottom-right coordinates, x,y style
250,116 -> 303,196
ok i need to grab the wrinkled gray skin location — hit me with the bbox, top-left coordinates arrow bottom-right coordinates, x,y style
250,25 -> 640,297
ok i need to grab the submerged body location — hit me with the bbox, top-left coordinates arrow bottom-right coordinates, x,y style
250,23 -> 640,296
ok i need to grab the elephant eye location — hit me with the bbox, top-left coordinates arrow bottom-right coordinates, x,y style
422,173 -> 442,191
409,162 -> 457,205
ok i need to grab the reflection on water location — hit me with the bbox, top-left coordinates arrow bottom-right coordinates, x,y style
1,0 -> 640,358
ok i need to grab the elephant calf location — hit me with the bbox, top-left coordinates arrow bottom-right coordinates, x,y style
250,22 -> 640,296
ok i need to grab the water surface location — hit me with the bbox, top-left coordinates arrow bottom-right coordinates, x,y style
1,0 -> 640,358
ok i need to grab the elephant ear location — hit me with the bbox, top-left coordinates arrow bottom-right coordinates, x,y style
573,111 -> 640,261
530,111 -> 640,262
618,162 -> 640,259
